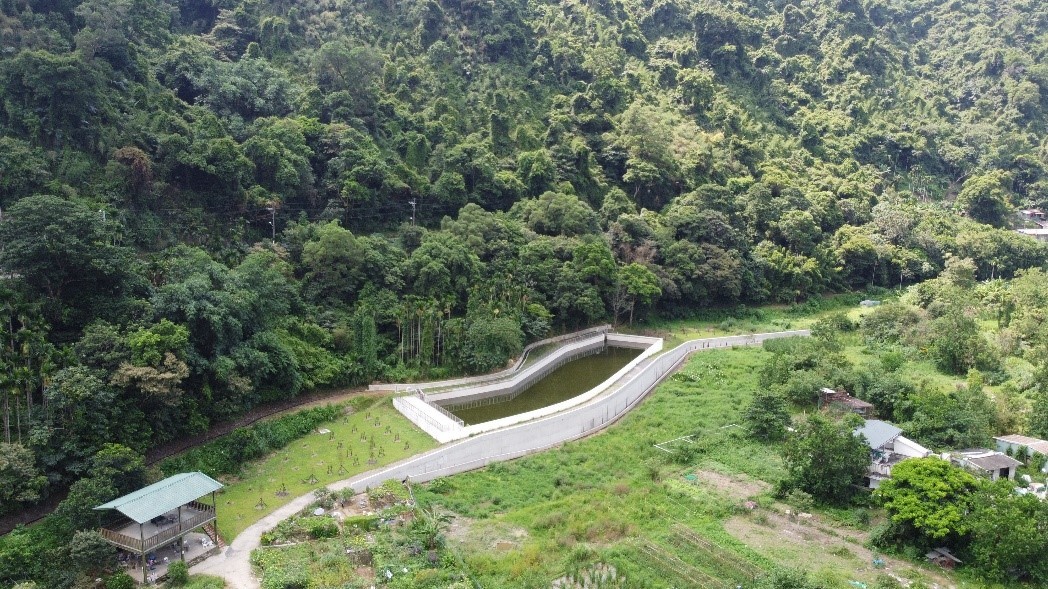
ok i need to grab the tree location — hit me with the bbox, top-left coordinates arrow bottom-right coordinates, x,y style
53,476 -> 118,533
459,316 -> 523,373
744,391 -> 791,441
300,221 -> 366,304
511,191 -> 599,237
1031,391 -> 1048,440
106,572 -> 135,589
902,380 -> 995,450
0,195 -> 139,324
955,171 -> 1012,227
967,481 -> 1048,583
166,560 -> 189,586
40,367 -> 147,482
67,530 -> 115,577
0,442 -> 47,511
780,414 -> 869,504
0,137 -> 50,204
0,51 -> 110,150
927,313 -> 992,375
405,232 -> 481,305
874,457 -> 978,545
614,263 -> 661,325
242,118 -> 315,199
88,444 -> 146,497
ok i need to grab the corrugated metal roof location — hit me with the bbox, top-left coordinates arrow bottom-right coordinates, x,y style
995,434 -> 1045,445
94,472 -> 223,524
854,419 -> 902,449
995,434 -> 1048,454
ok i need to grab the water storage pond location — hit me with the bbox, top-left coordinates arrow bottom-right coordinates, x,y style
449,346 -> 642,425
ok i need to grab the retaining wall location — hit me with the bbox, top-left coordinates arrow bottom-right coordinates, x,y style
425,333 -> 614,408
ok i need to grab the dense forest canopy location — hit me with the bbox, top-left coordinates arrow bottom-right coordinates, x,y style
0,0 -> 1047,580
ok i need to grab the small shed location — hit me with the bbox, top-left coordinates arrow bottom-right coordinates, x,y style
820,388 -> 875,418
926,547 -> 961,569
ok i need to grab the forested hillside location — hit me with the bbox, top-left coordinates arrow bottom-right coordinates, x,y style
1,0 -> 1047,555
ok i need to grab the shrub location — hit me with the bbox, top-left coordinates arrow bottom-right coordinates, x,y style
783,489 -> 814,512
812,312 -> 856,335
300,516 -> 339,539
342,514 -> 379,531
167,560 -> 189,586
106,573 -> 135,589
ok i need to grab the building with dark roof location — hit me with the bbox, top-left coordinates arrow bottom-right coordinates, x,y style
995,434 -> 1048,473
953,449 -> 1022,481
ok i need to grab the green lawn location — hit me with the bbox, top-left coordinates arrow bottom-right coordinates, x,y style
215,397 -> 437,540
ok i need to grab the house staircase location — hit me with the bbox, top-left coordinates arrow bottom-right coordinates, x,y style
203,523 -> 226,549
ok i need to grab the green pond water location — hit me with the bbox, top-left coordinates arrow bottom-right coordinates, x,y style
450,346 -> 642,425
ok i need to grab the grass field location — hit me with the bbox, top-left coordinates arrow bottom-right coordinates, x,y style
215,397 -> 436,540
183,575 -> 227,588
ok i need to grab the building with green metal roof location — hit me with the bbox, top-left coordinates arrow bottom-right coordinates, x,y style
95,472 -> 223,584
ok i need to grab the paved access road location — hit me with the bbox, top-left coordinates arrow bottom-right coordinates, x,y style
191,330 -> 809,588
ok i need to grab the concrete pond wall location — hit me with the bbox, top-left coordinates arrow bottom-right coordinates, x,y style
393,331 -> 662,443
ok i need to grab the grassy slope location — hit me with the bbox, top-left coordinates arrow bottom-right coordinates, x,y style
229,298 -> 1009,587
216,398 -> 436,540
414,347 -> 782,588
411,341 -> 989,589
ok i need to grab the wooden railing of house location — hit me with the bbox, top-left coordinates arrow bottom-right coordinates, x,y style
99,503 -> 216,553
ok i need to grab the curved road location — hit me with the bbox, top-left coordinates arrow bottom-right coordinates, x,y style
191,330 -> 808,587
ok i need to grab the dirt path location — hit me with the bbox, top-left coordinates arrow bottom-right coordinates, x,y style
0,387 -> 376,535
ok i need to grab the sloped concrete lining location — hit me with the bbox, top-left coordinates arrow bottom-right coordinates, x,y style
393,332 -> 662,443
392,396 -> 465,442
369,325 -> 612,393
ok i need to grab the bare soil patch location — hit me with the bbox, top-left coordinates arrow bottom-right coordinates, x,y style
691,469 -> 771,498
444,514 -> 528,552
725,510 -> 955,589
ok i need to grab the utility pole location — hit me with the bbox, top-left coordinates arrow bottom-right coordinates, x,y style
408,199 -> 416,226
99,209 -> 106,222
267,206 -> 276,240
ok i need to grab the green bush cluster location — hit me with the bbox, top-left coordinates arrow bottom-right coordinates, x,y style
159,405 -> 344,477
299,516 -> 339,539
